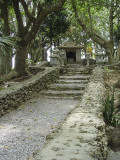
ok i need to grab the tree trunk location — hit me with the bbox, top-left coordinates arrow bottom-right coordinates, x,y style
0,49 -> 6,75
0,1 -> 12,75
15,43 -> 28,76
116,43 -> 120,62
109,0 -> 114,64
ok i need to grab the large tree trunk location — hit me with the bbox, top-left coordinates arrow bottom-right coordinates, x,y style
0,1 -> 11,75
109,0 -> 114,64
0,49 -> 12,75
0,49 -> 6,75
116,44 -> 120,62
15,43 -> 28,76
12,0 -> 66,76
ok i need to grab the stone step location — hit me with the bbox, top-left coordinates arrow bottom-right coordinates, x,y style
41,90 -> 84,97
67,64 -> 84,68
67,68 -> 86,72
64,73 -> 89,76
48,83 -> 86,91
43,95 -> 82,100
59,75 -> 90,80
56,79 -> 89,84
66,67 -> 92,74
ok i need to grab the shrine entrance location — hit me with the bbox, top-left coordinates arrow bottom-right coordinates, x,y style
66,50 -> 76,62
59,42 -> 84,63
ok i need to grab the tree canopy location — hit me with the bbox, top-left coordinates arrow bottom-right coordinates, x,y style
0,0 -> 120,77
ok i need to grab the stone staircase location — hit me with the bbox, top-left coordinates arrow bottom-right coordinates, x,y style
41,64 -> 92,99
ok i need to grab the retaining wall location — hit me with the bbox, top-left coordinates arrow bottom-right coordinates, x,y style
0,67 -> 59,117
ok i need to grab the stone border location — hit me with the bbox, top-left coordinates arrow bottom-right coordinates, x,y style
0,67 -> 59,117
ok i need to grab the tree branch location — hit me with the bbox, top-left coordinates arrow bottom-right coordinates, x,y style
13,0 -> 24,37
71,0 -> 110,51
24,0 -> 67,45
113,9 -> 120,19
19,0 -> 35,22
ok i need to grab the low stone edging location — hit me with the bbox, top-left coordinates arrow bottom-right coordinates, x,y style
0,67 -> 59,117
28,61 -> 49,75
80,66 -> 108,159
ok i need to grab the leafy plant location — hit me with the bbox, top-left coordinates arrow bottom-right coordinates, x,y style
103,87 -> 114,124
0,36 -> 17,52
112,114 -> 120,126
104,87 -> 120,126
0,87 -> 4,91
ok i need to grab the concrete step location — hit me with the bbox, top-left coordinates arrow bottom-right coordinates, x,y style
64,73 -> 89,76
43,95 -> 82,100
59,75 -> 90,80
41,90 -> 84,97
48,83 -> 86,91
56,79 -> 89,84
67,68 -> 87,72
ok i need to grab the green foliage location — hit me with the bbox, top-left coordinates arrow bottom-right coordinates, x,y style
103,88 -> 114,124
114,25 -> 120,46
41,11 -> 70,41
0,87 -> 4,91
0,36 -> 17,52
104,87 -> 120,126
112,114 -> 120,126
38,58 -> 42,62
26,59 -> 34,66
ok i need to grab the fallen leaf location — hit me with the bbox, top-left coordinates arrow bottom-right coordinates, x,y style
51,126 -> 55,129
20,105 -> 25,109
0,126 -> 6,129
4,146 -> 10,149
34,118 -> 39,121
29,110 -> 32,112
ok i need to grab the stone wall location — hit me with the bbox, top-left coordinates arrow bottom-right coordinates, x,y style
0,67 -> 59,117
83,66 -> 108,159
28,61 -> 49,75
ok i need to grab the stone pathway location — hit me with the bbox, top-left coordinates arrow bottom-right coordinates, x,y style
0,64 -> 91,160
28,66 -> 108,160
41,64 -> 91,100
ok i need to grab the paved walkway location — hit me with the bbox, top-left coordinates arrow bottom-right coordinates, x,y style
0,97 -> 78,160
0,64 -> 90,160
0,65 -> 108,160
28,67 -> 108,160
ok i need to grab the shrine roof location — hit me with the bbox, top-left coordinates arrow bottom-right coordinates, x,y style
59,42 -> 84,49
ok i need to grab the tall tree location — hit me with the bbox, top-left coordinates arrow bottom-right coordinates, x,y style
71,0 -> 120,64
40,10 -> 70,54
2,0 -> 67,76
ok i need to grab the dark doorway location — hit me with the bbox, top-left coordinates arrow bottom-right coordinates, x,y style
66,51 -> 76,62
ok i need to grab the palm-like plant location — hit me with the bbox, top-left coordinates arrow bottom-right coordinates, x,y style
0,36 -> 16,52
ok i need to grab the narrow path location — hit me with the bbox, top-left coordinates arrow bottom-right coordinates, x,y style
0,64 -> 90,160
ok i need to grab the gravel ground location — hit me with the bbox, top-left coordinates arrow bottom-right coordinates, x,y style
0,95 -> 78,160
107,150 -> 120,160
